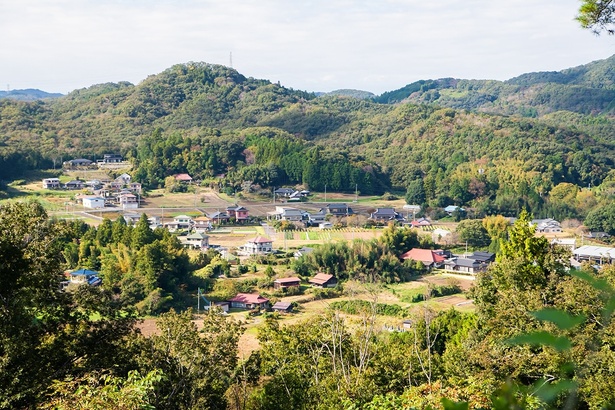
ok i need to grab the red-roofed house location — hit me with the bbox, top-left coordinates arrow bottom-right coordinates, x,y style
228,293 -> 270,310
308,272 -> 338,288
401,248 -> 446,268
241,236 -> 273,255
273,276 -> 301,290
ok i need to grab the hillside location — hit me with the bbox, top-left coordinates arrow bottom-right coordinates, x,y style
1,58 -> 615,218
0,88 -> 63,101
375,55 -> 615,117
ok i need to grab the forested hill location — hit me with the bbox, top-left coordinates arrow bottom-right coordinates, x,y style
375,54 -> 615,117
1,59 -> 615,217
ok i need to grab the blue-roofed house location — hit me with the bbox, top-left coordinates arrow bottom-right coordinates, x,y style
68,268 -> 102,286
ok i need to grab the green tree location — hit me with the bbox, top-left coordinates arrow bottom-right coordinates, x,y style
455,219 -> 490,248
578,0 -> 615,34
405,179 -> 426,205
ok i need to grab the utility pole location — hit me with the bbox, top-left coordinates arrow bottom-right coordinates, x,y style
355,184 -> 358,202
324,184 -> 327,202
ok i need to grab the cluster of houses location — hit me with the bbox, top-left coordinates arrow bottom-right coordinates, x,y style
62,154 -> 125,169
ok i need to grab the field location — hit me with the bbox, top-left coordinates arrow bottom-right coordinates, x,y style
137,273 -> 476,356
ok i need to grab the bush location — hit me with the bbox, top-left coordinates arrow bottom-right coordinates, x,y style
329,300 -> 406,317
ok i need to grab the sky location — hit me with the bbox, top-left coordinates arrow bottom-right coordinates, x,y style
1,0 -> 614,95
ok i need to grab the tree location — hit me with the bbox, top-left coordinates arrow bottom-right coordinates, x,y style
405,179 -> 426,206
455,219 -> 490,248
578,0 -> 615,34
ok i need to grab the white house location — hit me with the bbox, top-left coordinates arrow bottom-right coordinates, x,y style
83,197 -> 105,209
42,178 -> 61,189
240,236 -> 273,255
119,193 -> 138,210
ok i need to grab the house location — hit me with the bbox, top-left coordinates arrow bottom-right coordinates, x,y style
65,180 -> 85,190
321,203 -> 354,216
115,173 -> 132,186
208,211 -> 230,224
410,217 -> 432,228
98,154 -> 123,163
573,245 -> 615,264
63,158 -> 93,168
82,197 -> 105,209
227,205 -> 249,222
183,232 -> 210,249
228,293 -> 270,310
68,268 -> 102,286
193,216 -> 212,232
309,272 -> 338,288
85,179 -> 103,190
119,193 -> 138,210
240,236 -> 273,255
531,218 -> 562,233
122,213 -> 141,225
401,248 -> 446,268
319,222 -> 333,230
274,187 -> 295,197
551,238 -> 576,250
586,232 -> 611,240
42,178 -> 61,189
443,257 -> 486,275
129,182 -> 142,194
273,277 -> 301,290
272,301 -> 293,313
308,210 -> 327,225
370,207 -> 404,222
467,251 -> 495,263
268,206 -> 308,222
174,173 -> 193,184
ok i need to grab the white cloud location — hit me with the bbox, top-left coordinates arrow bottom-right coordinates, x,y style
0,0 -> 613,94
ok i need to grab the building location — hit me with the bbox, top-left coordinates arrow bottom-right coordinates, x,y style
174,173 -> 193,184
274,187 -> 295,198
294,247 -> 314,258
531,218 -> 562,233
268,206 -> 308,222
444,205 -> 463,215
321,203 -> 354,216
68,268 -> 101,286
228,293 -> 270,310
98,154 -> 123,163
309,272 -> 338,288
42,178 -> 61,189
573,245 -> 615,264
466,251 -> 495,263
119,193 -> 138,210
401,248 -> 446,268
115,173 -> 132,186
271,301 -> 293,313
65,180 -> 85,190
165,215 -> 193,231
208,211 -> 230,224
193,216 -> 212,232
551,238 -> 576,250
443,257 -> 486,275
370,207 -> 404,222
409,217 -> 432,228
63,158 -> 93,168
183,232 -> 210,249
240,236 -> 273,255
226,205 -> 249,222
82,197 -> 105,209
273,277 -> 301,290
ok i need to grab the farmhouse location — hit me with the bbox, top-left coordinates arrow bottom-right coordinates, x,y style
274,187 -> 295,197
531,218 -> 562,233
65,180 -> 84,190
321,203 -> 354,216
409,217 -> 432,228
573,245 -> 615,264
98,154 -> 123,163
309,272 -> 338,288
63,158 -> 93,168
443,257 -> 486,275
272,301 -> 293,313
229,293 -> 270,310
273,277 -> 301,290
42,178 -> 61,189
370,208 -> 404,222
193,216 -> 212,232
208,211 -> 230,224
119,193 -> 138,210
401,248 -> 446,268
268,206 -> 308,222
174,173 -> 193,184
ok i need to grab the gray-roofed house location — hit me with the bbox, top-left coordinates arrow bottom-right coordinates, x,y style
272,301 -> 293,313
443,257 -> 486,275
322,203 -> 354,216
370,207 -> 404,222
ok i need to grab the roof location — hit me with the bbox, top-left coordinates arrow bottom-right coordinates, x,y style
229,293 -> 269,304
275,187 -> 295,193
70,268 -> 99,276
573,245 -> 615,258
187,232 -> 209,239
371,208 -> 398,217
400,248 -> 446,264
444,205 -> 462,213
272,301 -> 293,310
467,251 -> 495,262
249,236 -> 273,244
193,216 -> 211,222
326,203 -> 349,209
274,276 -> 301,284
309,272 -> 335,285
174,173 -> 193,181
446,258 -> 481,268
174,214 -> 192,220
